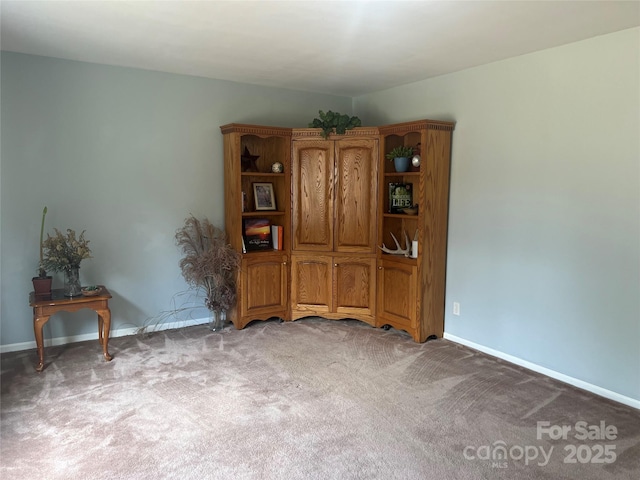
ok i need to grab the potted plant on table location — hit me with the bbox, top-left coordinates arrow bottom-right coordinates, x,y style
32,207 -> 53,297
175,216 -> 241,332
385,145 -> 415,173
41,228 -> 92,297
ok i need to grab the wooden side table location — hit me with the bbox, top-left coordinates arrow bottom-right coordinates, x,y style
29,286 -> 113,372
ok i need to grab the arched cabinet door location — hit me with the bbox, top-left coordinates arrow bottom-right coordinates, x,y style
376,259 -> 418,336
292,140 -> 334,252
236,253 -> 289,329
334,138 -> 378,253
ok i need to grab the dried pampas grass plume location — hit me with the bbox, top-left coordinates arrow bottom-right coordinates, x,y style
175,216 -> 240,312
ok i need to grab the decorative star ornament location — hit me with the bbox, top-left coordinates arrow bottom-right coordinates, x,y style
241,147 -> 260,172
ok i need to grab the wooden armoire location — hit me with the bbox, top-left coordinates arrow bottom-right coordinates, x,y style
290,128 -> 379,325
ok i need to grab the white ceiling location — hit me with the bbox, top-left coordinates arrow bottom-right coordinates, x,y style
1,1 -> 639,97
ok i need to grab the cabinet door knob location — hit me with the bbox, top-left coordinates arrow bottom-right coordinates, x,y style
334,263 -> 338,267
283,261 -> 287,266
378,266 -> 383,270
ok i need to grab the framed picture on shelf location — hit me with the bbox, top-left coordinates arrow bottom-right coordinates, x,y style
253,182 -> 276,211
389,183 -> 413,213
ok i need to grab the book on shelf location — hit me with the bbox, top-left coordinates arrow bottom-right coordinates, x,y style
389,183 -> 413,213
243,218 -> 272,251
270,225 -> 284,250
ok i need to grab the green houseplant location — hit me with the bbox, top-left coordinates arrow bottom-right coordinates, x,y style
32,206 -> 52,296
175,216 -> 241,332
385,145 -> 415,173
308,110 -> 362,139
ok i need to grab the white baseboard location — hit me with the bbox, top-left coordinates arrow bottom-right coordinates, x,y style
443,333 -> 640,410
0,317 -> 209,354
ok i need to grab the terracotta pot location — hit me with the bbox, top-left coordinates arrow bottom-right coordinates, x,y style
32,276 -> 52,297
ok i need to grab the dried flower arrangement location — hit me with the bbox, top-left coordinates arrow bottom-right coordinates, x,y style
41,228 -> 92,273
175,216 -> 240,313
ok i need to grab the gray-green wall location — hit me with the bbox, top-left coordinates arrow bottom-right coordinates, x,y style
0,52 -> 351,347
355,27 -> 640,402
2,27 -> 638,404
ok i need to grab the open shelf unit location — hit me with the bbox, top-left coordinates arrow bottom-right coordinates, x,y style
377,120 -> 455,341
221,124 -> 292,328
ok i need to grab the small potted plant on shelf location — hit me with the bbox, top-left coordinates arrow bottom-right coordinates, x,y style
385,146 -> 415,173
175,216 -> 241,332
32,206 -> 52,297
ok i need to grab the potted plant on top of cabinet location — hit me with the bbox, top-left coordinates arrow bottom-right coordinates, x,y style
308,110 -> 362,139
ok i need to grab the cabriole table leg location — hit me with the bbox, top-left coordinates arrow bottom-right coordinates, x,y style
96,308 -> 112,362
33,314 -> 50,372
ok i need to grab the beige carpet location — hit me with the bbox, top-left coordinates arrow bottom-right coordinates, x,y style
1,317 -> 638,480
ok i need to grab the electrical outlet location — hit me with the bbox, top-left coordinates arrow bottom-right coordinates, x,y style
453,302 -> 460,316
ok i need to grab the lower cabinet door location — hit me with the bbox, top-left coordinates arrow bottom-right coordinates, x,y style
334,256 -> 376,321
240,253 -> 288,322
376,259 -> 418,330
291,254 -> 376,324
291,254 -> 333,318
